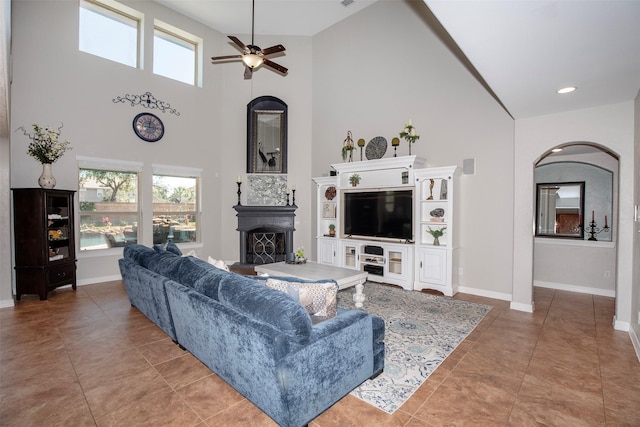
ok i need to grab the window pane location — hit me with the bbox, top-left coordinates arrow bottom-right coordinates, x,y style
79,169 -> 139,250
153,175 -> 199,244
79,2 -> 138,68
154,29 -> 195,85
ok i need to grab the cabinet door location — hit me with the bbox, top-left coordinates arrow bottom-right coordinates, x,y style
417,247 -> 446,285
317,238 -> 337,265
341,241 -> 360,270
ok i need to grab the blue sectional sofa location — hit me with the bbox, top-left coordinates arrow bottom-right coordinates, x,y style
118,244 -> 384,427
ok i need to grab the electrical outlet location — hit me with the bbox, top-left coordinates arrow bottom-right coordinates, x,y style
637,311 -> 640,324
604,270 -> 611,278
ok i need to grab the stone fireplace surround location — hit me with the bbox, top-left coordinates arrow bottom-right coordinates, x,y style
233,205 -> 296,265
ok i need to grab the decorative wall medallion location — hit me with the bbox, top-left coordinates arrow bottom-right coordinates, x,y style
324,186 -> 336,200
365,136 -> 388,160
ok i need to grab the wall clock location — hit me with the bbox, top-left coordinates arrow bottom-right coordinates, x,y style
132,113 -> 164,142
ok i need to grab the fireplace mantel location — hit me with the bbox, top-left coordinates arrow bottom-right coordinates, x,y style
233,205 -> 297,264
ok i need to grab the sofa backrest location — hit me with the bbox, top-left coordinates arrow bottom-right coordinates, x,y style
218,274 -> 313,339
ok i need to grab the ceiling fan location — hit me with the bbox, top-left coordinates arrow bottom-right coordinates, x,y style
211,0 -> 288,79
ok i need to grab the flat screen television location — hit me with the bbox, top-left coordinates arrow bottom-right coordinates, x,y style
343,189 -> 413,240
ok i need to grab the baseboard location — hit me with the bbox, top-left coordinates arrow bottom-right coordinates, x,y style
630,326 -> 640,363
456,286 -> 511,302
534,280 -> 615,297
510,301 -> 535,313
77,274 -> 122,286
613,316 -> 630,331
0,299 -> 14,308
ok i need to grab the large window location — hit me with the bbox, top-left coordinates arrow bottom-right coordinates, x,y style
152,166 -> 201,244
154,21 -> 202,85
78,158 -> 141,251
79,0 -> 141,68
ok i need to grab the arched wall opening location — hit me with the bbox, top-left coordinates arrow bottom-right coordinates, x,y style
532,142 -> 620,307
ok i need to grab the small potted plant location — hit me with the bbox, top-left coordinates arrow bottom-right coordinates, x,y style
328,224 -> 336,236
349,173 -> 361,187
295,246 -> 306,263
427,226 -> 446,246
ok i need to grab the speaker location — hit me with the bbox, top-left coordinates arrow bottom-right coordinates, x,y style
364,245 -> 383,255
463,158 -> 475,175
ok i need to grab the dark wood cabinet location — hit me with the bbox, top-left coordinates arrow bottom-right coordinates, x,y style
12,188 -> 77,300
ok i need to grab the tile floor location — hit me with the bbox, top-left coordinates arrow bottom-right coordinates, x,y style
1,281 -> 639,426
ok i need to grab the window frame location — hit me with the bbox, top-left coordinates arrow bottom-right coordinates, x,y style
79,0 -> 144,69
152,164 -> 203,245
77,156 -> 143,255
153,20 -> 203,86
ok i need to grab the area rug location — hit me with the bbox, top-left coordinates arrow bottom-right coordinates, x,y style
337,283 -> 492,414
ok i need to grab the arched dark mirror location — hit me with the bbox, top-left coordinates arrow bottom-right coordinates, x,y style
247,96 -> 287,174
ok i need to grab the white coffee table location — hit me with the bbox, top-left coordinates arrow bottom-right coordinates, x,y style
254,261 -> 368,307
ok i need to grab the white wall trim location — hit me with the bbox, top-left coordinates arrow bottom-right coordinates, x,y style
534,280 -> 615,297
457,286 -> 512,302
77,274 -> 122,286
613,316 -> 630,332
510,301 -> 535,313
630,327 -> 640,363
0,299 -> 14,308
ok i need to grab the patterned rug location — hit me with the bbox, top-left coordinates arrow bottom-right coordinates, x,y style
337,282 -> 492,414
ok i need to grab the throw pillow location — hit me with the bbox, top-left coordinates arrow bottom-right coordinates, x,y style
207,256 -> 230,272
153,241 -> 182,256
265,278 -> 338,320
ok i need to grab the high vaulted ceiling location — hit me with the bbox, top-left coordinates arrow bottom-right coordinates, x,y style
155,0 -> 640,119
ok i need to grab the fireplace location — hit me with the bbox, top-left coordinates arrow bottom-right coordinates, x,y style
234,205 -> 296,265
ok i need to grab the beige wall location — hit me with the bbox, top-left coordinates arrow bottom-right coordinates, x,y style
7,0 -> 313,299
312,1 -> 516,299
515,102 -> 635,324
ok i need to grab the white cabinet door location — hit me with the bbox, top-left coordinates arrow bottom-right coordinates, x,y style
341,241 -> 361,270
417,247 -> 446,286
317,238 -> 338,265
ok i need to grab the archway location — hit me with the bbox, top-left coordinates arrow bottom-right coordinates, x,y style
532,142 -> 620,308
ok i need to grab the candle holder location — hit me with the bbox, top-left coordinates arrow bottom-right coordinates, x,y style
357,139 -> 365,161
235,182 -> 242,206
286,192 -> 290,206
391,137 -> 400,157
583,219 -> 609,241
292,189 -> 297,206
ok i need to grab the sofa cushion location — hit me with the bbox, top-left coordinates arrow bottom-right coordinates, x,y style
218,275 -> 313,339
265,278 -> 338,322
146,250 -> 184,279
123,244 -> 157,267
177,256 -> 232,297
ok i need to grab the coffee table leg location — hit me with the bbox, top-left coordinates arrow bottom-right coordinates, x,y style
353,280 -> 366,308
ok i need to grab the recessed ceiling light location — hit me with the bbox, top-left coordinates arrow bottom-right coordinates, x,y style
551,148 -> 563,152
556,86 -> 577,94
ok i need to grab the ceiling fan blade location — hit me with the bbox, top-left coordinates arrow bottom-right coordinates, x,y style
261,44 -> 285,55
228,35 -> 247,51
263,58 -> 288,75
211,55 -> 242,61
244,66 -> 253,80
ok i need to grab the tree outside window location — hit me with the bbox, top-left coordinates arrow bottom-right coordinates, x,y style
152,175 -> 199,244
79,168 -> 139,250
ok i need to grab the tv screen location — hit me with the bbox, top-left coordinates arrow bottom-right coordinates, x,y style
343,189 -> 413,240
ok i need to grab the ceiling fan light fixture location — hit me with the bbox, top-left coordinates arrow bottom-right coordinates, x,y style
556,86 -> 577,94
243,53 -> 263,69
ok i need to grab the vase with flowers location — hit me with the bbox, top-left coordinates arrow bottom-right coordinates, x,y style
17,124 -> 72,189
399,119 -> 420,155
427,226 -> 446,246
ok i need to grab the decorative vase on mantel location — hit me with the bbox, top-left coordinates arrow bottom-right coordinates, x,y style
38,163 -> 56,189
